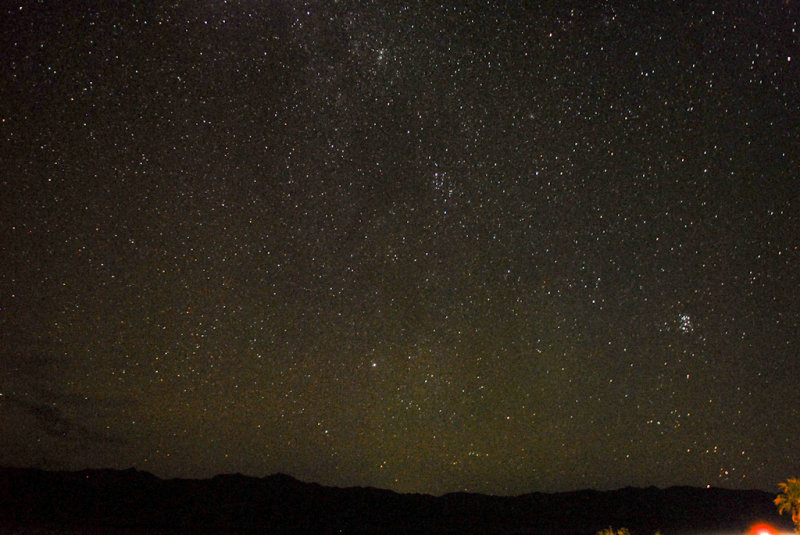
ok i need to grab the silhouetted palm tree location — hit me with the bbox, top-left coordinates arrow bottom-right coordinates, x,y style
775,478 -> 800,533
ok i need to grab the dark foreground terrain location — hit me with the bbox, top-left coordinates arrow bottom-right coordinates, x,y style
0,467 -> 791,535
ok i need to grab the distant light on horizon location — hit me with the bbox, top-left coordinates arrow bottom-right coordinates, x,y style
746,523 -> 786,535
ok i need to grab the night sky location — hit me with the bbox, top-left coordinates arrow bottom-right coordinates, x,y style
1,1 -> 798,497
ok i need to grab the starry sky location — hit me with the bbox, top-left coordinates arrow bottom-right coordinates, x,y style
1,1 -> 798,497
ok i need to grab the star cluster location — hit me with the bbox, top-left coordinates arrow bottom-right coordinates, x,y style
1,1 -> 798,496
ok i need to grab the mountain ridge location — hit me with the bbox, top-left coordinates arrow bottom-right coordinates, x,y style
0,466 -> 791,534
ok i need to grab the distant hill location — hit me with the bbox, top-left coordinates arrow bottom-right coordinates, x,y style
0,466 -> 791,534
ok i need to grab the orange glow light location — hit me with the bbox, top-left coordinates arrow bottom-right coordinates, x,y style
747,523 -> 778,535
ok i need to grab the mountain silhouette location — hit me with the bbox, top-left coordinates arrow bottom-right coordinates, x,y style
0,466 -> 791,534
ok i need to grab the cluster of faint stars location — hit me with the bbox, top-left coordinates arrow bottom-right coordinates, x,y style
1,1 -> 797,496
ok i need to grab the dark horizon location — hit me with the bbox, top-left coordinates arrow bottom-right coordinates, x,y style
0,465 -> 793,534
2,1 -> 798,497
0,463 -> 789,497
